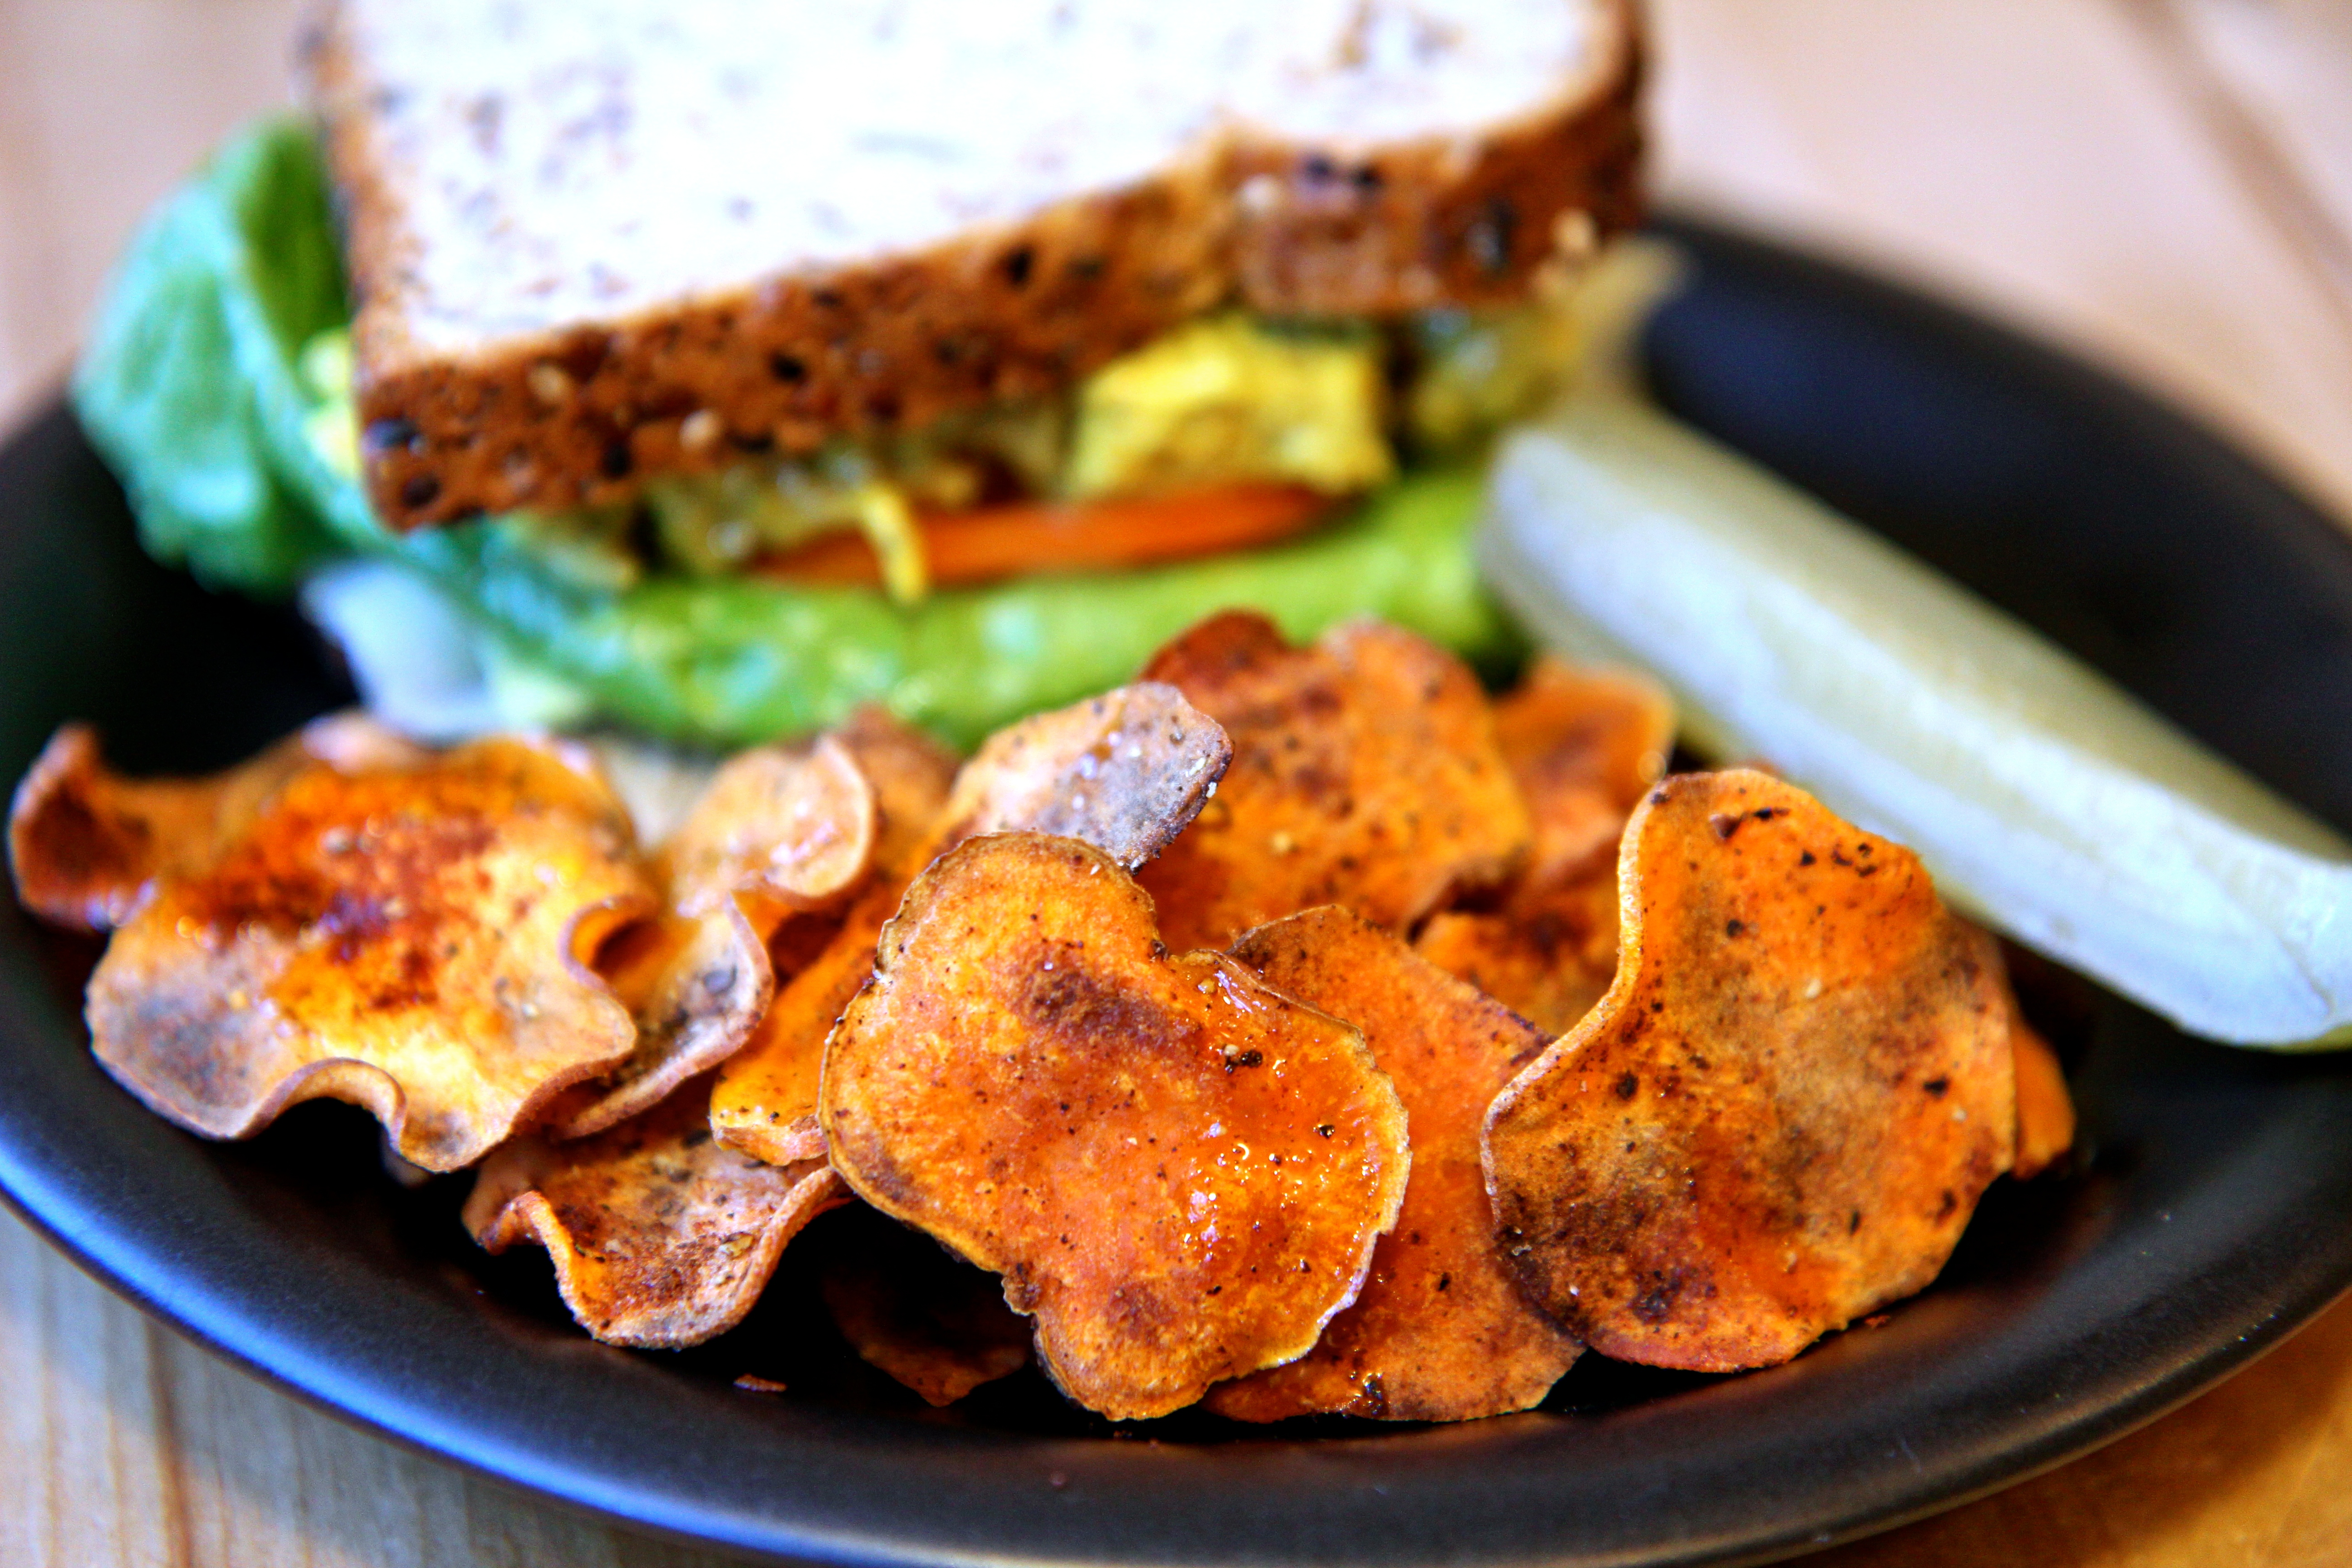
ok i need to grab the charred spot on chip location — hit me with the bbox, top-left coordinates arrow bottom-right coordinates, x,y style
1138,613 -> 1531,951
83,736 -> 652,1171
1483,769 -> 2015,1373
821,834 -> 1409,1421
1207,907 -> 1577,1424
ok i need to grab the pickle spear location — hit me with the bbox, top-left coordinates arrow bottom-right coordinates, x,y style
1480,387 -> 2352,1048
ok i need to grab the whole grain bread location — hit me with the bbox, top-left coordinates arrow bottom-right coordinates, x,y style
304,0 -> 1643,530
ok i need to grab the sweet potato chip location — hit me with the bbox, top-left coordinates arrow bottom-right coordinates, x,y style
582,737 -> 719,845
1138,612 -> 1532,951
2009,1001 -> 2076,1180
554,901 -> 774,1139
660,734 -> 876,926
823,833 -> 1410,1420
709,886 -> 891,1165
821,1210 -> 1032,1406
1483,770 -> 2015,1372
9,715 -> 423,932
1208,907 -> 1576,1423
833,705 -> 961,878
465,1076 -> 848,1346
1494,658 -> 1675,887
553,733 -> 881,1139
1413,660 -> 1673,1035
1413,875 -> 1621,1037
709,686 -> 1231,1165
928,682 -> 1231,871
86,737 -> 652,1171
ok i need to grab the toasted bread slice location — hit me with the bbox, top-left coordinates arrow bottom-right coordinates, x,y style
304,0 -> 1642,529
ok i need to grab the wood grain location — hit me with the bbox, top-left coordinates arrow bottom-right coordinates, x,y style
0,1209 -> 725,1567
0,0 -> 306,434
1652,0 -> 2352,520
2,0 -> 2350,1563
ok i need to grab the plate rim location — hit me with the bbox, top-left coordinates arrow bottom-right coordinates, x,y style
3,212 -> 2351,1568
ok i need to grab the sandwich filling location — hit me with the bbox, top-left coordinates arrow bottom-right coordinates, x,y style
299,292 -> 1589,607
76,121 -> 1634,748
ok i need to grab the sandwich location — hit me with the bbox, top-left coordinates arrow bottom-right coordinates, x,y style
75,0 -> 1643,747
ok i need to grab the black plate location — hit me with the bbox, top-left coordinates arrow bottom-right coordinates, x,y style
2,221 -> 2350,1568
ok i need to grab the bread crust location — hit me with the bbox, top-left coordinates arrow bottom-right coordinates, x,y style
307,0 -> 1643,530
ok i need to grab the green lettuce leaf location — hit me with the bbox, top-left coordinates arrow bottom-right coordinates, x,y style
72,119 -> 350,593
71,117 -> 1517,746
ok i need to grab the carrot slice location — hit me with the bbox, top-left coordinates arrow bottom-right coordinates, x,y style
757,484 -> 1334,588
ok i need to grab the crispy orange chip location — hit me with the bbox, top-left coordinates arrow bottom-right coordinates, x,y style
1483,770 -> 2015,1372
710,885 -> 892,1165
554,734 -> 880,1139
660,734 -> 876,926
1414,877 -> 1620,1038
709,685 -> 1231,1166
465,1076 -> 848,1346
822,833 -> 1409,1420
555,902 -> 774,1139
8,715 -> 424,932
86,737 -> 652,1171
1208,907 -> 1576,1423
1415,660 -> 1674,1035
2009,1000 -> 2076,1179
1138,612 -> 1532,951
821,1210 -> 1032,1406
1495,658 -> 1675,887
833,706 -> 961,878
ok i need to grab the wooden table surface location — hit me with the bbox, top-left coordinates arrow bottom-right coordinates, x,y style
4,1 -> 2351,1563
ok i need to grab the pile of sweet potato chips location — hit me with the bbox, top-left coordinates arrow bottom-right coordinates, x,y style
8,610 -> 2075,1422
